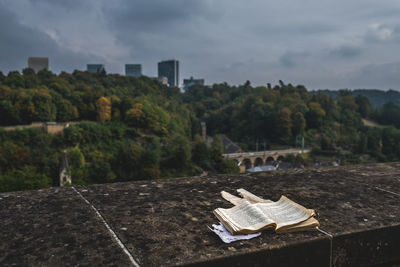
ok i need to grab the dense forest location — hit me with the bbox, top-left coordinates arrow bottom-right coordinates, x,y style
312,89 -> 400,107
1,69 -> 400,192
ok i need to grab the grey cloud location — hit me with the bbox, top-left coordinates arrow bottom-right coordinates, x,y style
362,23 -> 400,44
27,0 -> 90,10
104,0 -> 220,33
2,0 -> 400,89
255,23 -> 337,36
347,62 -> 400,89
98,0 -> 226,77
0,3 -> 100,73
279,51 -> 310,68
330,45 -> 362,59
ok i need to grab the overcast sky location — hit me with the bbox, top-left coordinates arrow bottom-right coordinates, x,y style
1,0 -> 400,89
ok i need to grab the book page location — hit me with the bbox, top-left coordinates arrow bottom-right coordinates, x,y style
214,201 -> 275,234
275,217 -> 319,233
255,196 -> 313,230
236,188 -> 273,204
221,191 -> 247,206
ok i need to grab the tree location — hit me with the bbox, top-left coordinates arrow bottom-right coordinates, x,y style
292,112 -> 306,136
125,103 -> 144,126
56,99 -> 79,121
0,85 -> 11,100
355,94 -> 372,118
306,102 -> 326,129
377,102 -> 400,128
339,95 -> 358,112
275,108 -> 292,140
314,93 -> 339,120
0,166 -> 51,192
110,95 -> 121,120
96,96 -> 112,122
87,150 -> 116,183
115,142 -> 146,180
0,71 -> 5,82
162,135 -> 192,170
5,71 -> 25,88
67,147 -> 87,185
68,147 -> 85,169
32,89 -> 54,121
22,68 -> 39,88
0,100 -> 20,125
192,135 -> 211,169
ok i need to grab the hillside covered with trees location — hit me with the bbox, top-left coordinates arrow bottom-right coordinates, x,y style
312,89 -> 400,107
1,70 -> 400,192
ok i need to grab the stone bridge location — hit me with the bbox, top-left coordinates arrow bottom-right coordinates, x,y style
223,148 -> 311,169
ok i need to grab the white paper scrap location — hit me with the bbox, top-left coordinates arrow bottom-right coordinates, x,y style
209,223 -> 261,243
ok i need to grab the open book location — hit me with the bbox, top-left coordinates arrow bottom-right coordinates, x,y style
213,190 -> 319,235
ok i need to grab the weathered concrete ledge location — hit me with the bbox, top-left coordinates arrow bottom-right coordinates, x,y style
1,163 -> 400,266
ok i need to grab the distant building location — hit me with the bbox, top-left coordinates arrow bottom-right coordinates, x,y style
28,57 -> 49,73
125,64 -> 142,77
87,64 -> 105,73
150,76 -> 168,85
183,76 -> 205,88
158,60 -> 179,86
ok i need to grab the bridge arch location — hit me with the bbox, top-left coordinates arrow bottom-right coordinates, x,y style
223,148 -> 311,173
266,156 -> 275,163
254,157 -> 264,166
242,158 -> 252,169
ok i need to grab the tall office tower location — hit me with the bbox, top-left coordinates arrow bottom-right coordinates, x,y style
87,64 -> 105,73
158,60 -> 179,86
125,64 -> 142,77
28,57 -> 49,73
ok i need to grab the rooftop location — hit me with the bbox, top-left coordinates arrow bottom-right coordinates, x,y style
1,163 -> 400,266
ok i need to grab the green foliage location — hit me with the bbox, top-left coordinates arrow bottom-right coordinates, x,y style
355,94 -> 372,118
374,102 -> 400,128
292,112 -> 306,136
1,72 -> 399,192
312,89 -> 400,108
0,166 -> 51,193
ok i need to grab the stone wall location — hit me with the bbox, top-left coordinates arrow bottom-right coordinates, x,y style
1,163 -> 399,266
3,122 -> 78,134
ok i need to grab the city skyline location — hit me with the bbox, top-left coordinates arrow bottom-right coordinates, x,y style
1,1 -> 400,89
20,57 -> 204,86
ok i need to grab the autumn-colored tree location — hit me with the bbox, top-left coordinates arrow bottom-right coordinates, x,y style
96,96 -> 111,122
125,103 -> 143,126
0,85 -> 11,100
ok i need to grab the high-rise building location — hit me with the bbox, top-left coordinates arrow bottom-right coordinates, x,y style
87,64 -> 105,73
125,64 -> 142,77
28,57 -> 49,73
158,60 -> 179,86
183,77 -> 205,88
